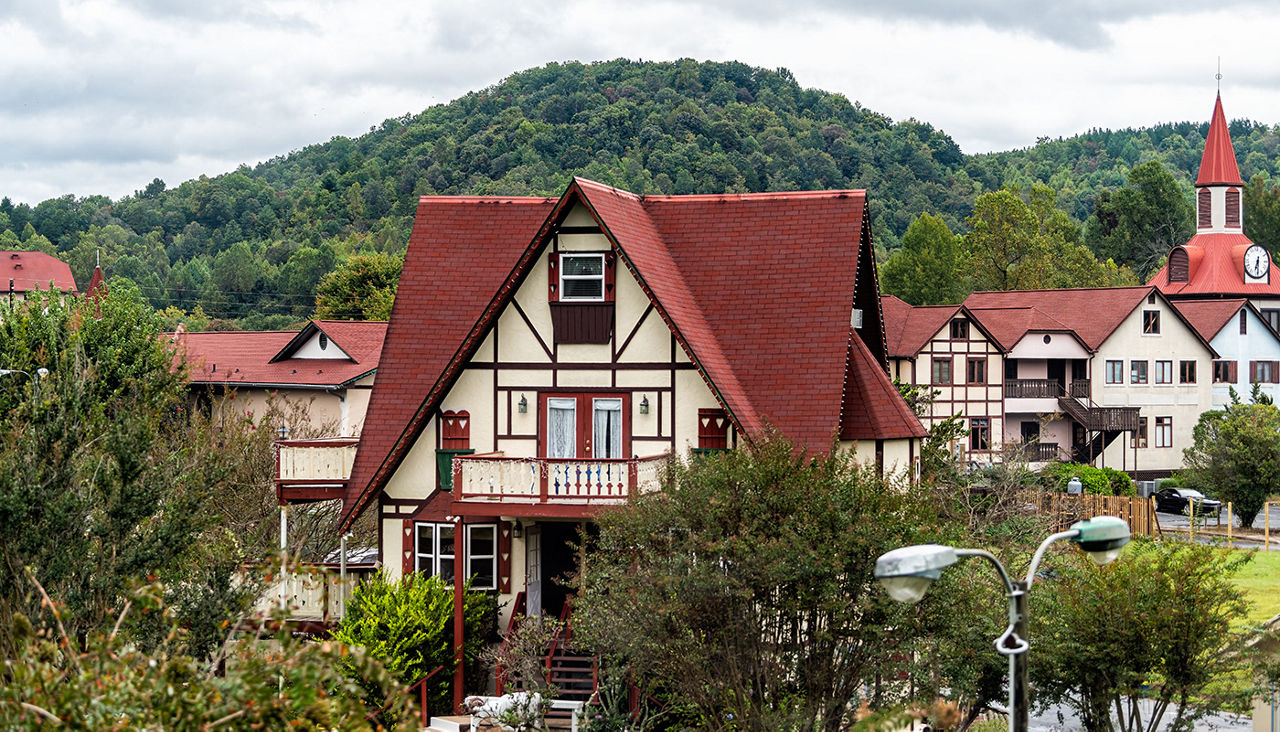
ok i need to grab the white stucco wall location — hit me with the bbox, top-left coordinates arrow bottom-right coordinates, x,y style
1208,307 -> 1280,407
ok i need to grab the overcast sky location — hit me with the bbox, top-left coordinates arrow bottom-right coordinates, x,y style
2,0 -> 1278,205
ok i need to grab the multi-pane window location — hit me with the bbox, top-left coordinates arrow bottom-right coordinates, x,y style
1179,360 -> 1196,384
415,522 -> 498,590
950,319 -> 970,340
1154,416 -> 1173,448
969,418 -> 990,451
966,357 -> 986,385
559,253 -> 606,301
1213,360 -> 1238,383
1142,310 -> 1160,334
1130,360 -> 1148,384
1252,361 -> 1280,384
1264,309 -> 1280,332
932,358 -> 953,385
1131,417 -> 1148,448
1105,360 -> 1124,384
1154,360 -> 1173,384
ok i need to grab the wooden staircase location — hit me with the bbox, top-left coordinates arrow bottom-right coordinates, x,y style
1057,390 -> 1139,465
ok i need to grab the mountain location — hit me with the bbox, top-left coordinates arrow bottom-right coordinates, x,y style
0,59 -> 1274,327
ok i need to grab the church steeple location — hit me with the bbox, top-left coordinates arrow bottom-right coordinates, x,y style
1196,94 -> 1244,187
1194,94 -> 1244,233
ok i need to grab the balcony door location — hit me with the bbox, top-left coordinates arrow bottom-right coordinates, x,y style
542,393 -> 630,460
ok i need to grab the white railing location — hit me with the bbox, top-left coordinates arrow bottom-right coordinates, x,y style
252,562 -> 376,623
455,453 -> 669,505
277,438 -> 358,483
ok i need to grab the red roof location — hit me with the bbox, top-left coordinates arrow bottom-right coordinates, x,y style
963,287 -> 1153,351
0,251 -> 76,293
1148,233 -> 1280,297
1172,298 -> 1248,341
1196,94 -> 1244,187
841,332 -> 926,440
175,320 -> 387,387
880,295 -> 962,357
86,265 -> 107,301
342,179 -> 924,528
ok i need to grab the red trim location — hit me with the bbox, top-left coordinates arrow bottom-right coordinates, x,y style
498,520 -> 512,593
451,501 -> 611,519
402,520 -> 415,576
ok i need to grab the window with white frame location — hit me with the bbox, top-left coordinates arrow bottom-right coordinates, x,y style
1105,360 -> 1123,384
559,253 -> 606,301
1154,416 -> 1172,448
415,522 -> 498,590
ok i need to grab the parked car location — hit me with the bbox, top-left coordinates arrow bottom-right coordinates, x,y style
1153,487 -> 1222,517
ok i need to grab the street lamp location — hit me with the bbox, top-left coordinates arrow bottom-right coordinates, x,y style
0,368 -> 49,379
874,515 -> 1131,732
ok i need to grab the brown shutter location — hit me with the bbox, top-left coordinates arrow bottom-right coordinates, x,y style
604,251 -> 616,302
1198,188 -> 1212,228
1169,248 -> 1189,283
1232,361 -> 1239,383
548,252 -> 559,302
1226,188 -> 1241,228
1251,361 -> 1258,383
1272,361 -> 1279,383
403,520 -> 416,576
498,521 -> 512,593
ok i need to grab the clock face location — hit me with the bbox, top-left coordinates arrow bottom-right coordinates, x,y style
1246,245 -> 1270,280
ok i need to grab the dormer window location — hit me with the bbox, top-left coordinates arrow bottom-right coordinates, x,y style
560,254 -> 606,301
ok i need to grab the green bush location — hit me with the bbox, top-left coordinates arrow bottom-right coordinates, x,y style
1040,462 -> 1135,496
332,571 -> 498,714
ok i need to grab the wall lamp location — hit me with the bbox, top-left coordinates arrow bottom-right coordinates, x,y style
874,515 -> 1131,731
518,394 -> 528,413
639,395 -> 649,414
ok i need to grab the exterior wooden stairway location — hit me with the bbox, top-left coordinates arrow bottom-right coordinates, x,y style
1057,387 -> 1139,465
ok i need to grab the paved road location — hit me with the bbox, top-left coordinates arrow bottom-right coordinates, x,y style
1155,504 -> 1280,548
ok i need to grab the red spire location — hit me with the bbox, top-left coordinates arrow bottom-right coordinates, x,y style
86,265 -> 107,302
1196,94 -> 1244,187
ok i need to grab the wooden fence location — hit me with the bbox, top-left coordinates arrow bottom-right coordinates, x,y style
1023,492 -> 1159,538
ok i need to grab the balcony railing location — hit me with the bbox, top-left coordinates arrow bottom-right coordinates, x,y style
1004,379 -> 1062,398
454,453 -> 669,506
251,561 -> 377,625
1027,442 -> 1062,462
275,437 -> 358,503
1069,379 -> 1091,398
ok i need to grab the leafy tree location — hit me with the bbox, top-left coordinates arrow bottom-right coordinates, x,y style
879,212 -> 969,305
1182,389 -> 1280,527
1032,540 -> 1252,732
573,434 -> 996,731
1,581 -> 415,730
332,572 -> 497,713
964,189 -> 1044,291
314,252 -> 402,320
1244,174 -> 1280,255
1083,160 -> 1193,277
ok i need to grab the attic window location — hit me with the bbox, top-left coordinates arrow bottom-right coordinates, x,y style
318,333 -> 329,350
949,319 -> 969,340
559,253 -> 606,301
1168,248 -> 1189,283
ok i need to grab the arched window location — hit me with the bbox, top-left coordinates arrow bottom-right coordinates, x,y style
1168,247 -> 1189,283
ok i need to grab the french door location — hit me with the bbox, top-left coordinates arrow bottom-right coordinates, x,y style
541,393 -> 630,459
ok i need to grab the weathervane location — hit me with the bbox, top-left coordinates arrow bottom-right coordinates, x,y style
1217,57 -> 1222,91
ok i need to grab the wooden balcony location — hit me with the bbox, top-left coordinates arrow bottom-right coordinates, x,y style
275,437 -> 358,503
452,453 -> 669,518
1004,378 -> 1062,398
1028,442 -> 1063,462
251,560 -> 377,630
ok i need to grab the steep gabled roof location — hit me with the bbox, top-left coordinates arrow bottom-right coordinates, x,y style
1173,298 -> 1250,342
269,319 -> 387,363
880,295 -> 961,357
0,251 -> 76,293
175,320 -> 387,388
86,265 -> 107,301
1196,94 -> 1244,187
841,332 -> 926,440
963,287 -> 1154,351
1148,233 -> 1280,297
341,179 -> 923,529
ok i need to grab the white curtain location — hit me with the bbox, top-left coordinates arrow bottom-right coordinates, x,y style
593,398 -> 623,459
547,398 -> 576,458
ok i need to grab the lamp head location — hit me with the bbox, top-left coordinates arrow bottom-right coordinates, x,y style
1069,516 -> 1131,565
874,544 -> 959,604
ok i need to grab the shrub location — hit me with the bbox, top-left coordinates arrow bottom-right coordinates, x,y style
1040,462 -> 1134,496
332,571 -> 498,713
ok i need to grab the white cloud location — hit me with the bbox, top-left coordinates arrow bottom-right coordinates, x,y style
2,0 -> 1280,203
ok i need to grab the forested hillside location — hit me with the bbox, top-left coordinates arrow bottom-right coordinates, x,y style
2,58 -> 1279,325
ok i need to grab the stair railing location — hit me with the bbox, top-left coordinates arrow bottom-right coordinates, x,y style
495,590 -> 527,695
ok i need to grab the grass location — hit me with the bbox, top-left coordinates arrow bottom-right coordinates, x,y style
1231,548 -> 1280,627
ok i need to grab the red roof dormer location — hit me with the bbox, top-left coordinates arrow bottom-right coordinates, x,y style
1196,94 -> 1244,187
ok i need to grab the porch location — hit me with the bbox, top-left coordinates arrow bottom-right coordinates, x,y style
274,437 -> 358,503
451,453 -> 669,517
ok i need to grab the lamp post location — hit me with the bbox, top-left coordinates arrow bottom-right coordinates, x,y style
874,515 -> 1131,732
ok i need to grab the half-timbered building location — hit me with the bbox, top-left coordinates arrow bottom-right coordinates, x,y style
333,178 -> 925,632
